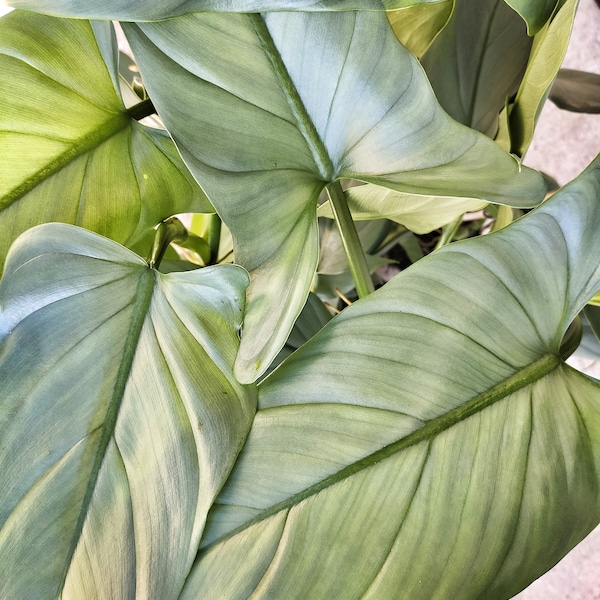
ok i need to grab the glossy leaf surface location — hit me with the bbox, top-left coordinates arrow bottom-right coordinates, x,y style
421,0 -> 532,137
124,11 -> 546,382
0,225 -> 255,599
0,11 -> 211,272
186,155 -> 600,599
4,0 -> 443,20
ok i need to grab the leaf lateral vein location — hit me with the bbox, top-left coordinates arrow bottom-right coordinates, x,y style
201,353 -> 561,552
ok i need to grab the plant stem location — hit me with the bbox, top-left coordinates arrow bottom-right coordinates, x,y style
248,14 -> 334,181
435,214 -> 464,250
127,97 -> 156,121
326,181 -> 375,298
559,315 -> 582,360
491,205 -> 514,232
147,217 -> 188,269
206,213 -> 222,264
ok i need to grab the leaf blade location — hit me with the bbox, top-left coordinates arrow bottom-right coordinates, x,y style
0,11 -> 211,272
5,0 -> 446,20
185,155 -> 600,599
0,224 -> 256,599
504,0 -> 578,156
503,0 -> 560,34
420,0 -> 533,137
387,0 -> 453,59
318,184 -> 487,234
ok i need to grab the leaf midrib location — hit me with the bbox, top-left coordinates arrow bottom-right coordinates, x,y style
464,0 -> 502,126
248,14 -> 334,182
56,267 -> 156,595
0,110 -> 130,211
201,352 -> 561,552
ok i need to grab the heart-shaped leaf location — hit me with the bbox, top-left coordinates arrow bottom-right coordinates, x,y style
4,0 -> 442,20
184,154 -> 600,599
0,224 -> 256,599
0,11 -> 211,272
123,11 -> 546,383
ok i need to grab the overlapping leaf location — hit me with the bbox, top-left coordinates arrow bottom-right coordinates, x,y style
387,0 -> 453,59
123,11 -> 546,382
0,225 -> 256,599
314,217 -> 393,301
263,292 -> 333,376
504,0 -> 560,33
4,0 -> 441,20
0,11 -> 211,272
497,0 -> 578,156
421,0 -> 533,137
318,184 -> 487,233
185,155 -> 600,599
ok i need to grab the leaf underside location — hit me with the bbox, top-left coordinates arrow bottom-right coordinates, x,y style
0,11 -> 211,272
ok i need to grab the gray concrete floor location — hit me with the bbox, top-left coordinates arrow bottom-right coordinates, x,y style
515,1 -> 600,598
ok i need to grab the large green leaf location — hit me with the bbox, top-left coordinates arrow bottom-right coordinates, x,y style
3,0 -> 442,20
185,154 -> 600,599
0,11 -> 211,272
421,0 -> 533,137
123,11 -> 546,383
499,0 -> 578,156
0,224 -> 256,599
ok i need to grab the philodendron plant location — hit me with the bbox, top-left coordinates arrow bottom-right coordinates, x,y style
1,0 -> 600,598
